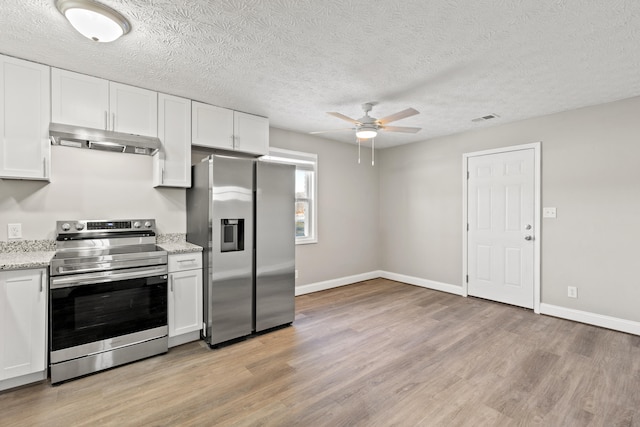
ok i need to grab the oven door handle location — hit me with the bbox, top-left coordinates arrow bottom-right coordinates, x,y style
50,265 -> 168,289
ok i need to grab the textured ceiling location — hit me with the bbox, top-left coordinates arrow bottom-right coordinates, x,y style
1,0 -> 640,148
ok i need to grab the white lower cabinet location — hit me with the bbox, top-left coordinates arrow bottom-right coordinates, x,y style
0,269 -> 47,391
168,252 -> 203,347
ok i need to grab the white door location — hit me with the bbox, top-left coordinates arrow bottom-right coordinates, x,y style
467,148 -> 535,308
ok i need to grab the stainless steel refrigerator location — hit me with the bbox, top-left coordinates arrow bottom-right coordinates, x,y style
186,154 -> 295,347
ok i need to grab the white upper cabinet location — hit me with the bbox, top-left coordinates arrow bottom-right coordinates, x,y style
154,94 -> 191,188
192,101 -> 268,156
51,68 -> 109,130
191,101 -> 234,150
233,111 -> 269,156
51,68 -> 157,137
0,55 -> 51,181
0,269 -> 47,383
109,82 -> 158,137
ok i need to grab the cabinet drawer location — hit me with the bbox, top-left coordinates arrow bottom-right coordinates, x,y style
168,252 -> 202,272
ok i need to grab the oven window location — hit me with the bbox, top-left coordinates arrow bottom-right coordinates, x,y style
50,275 -> 167,351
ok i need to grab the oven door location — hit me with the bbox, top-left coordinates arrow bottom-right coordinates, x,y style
49,265 -> 168,362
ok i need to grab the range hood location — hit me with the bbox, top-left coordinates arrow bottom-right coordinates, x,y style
49,123 -> 161,156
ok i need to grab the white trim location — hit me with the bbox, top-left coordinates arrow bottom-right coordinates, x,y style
294,271 -> 382,296
462,142 -> 542,313
267,147 -> 319,245
380,271 -> 463,296
168,330 -> 200,348
540,303 -> 640,336
0,370 -> 46,392
294,270 -> 463,297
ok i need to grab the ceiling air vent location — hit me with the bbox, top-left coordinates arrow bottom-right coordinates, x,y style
472,113 -> 500,123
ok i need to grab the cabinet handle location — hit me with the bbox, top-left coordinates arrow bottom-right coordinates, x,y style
40,271 -> 45,293
42,157 -> 47,177
161,168 -> 165,184
177,258 -> 196,263
112,113 -> 116,131
230,135 -> 235,148
6,277 -> 32,284
234,135 -> 239,148
170,276 -> 174,292
105,111 -> 108,130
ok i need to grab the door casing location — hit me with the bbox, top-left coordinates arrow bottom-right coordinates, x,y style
462,142 -> 541,313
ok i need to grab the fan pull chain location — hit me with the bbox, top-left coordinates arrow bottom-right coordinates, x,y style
371,137 -> 375,166
357,137 -> 361,164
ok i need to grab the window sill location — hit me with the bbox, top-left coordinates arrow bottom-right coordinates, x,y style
295,238 -> 317,245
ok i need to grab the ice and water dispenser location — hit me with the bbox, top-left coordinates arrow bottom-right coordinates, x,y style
221,219 -> 244,252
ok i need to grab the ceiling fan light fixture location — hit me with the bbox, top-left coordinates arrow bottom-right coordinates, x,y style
56,0 -> 131,42
355,127 -> 377,139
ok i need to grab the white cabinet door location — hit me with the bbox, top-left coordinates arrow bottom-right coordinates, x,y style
233,111 -> 269,156
109,82 -> 158,137
51,68 -> 109,130
0,269 -> 46,381
154,94 -> 191,188
168,269 -> 203,337
0,55 -> 50,180
191,101 -> 234,150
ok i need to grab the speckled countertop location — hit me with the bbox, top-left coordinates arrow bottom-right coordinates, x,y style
0,234 -> 202,270
157,241 -> 202,255
0,240 -> 56,270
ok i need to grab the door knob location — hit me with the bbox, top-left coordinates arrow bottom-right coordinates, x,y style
525,224 -> 532,230
524,235 -> 533,241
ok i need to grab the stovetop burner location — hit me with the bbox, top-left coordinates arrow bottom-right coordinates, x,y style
51,219 -> 167,277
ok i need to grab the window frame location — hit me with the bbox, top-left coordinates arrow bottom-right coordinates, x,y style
260,147 -> 318,245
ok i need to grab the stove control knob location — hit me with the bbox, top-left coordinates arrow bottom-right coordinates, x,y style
61,223 -> 71,231
144,221 -> 152,228
133,221 -> 141,228
75,222 -> 85,231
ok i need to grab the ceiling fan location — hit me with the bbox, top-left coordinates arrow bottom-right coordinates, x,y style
310,102 -> 421,165
311,102 -> 421,140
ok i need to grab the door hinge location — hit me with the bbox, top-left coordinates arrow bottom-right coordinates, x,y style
467,171 -> 470,179
466,275 -> 469,283
467,223 -> 469,231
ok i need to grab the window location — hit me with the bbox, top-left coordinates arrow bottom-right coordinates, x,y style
261,148 -> 317,244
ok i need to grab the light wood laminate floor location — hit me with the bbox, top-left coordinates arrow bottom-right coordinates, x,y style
2,279 -> 639,426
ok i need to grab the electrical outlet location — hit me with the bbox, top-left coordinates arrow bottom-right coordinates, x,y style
295,270 -> 299,279
543,207 -> 557,218
567,286 -> 578,298
7,223 -> 22,239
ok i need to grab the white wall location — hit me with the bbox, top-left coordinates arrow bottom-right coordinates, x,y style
269,128 -> 380,286
379,95 -> 640,323
0,146 -> 185,240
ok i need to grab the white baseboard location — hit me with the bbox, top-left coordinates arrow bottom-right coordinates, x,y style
380,271 -> 464,296
168,330 -> 201,348
294,270 -> 463,297
295,271 -> 382,296
540,303 -> 640,336
0,370 -> 46,392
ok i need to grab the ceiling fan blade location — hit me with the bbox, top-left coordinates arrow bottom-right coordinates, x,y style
327,112 -> 361,124
377,108 -> 419,125
381,125 -> 422,133
309,128 -> 354,135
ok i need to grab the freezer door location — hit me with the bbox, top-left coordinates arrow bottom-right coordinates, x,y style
208,155 -> 255,345
255,161 -> 295,332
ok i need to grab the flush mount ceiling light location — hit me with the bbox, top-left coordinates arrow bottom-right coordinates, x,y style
56,0 -> 131,42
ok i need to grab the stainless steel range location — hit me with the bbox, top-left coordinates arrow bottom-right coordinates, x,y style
49,219 -> 168,384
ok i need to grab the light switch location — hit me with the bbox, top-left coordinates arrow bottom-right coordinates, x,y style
543,207 -> 557,218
